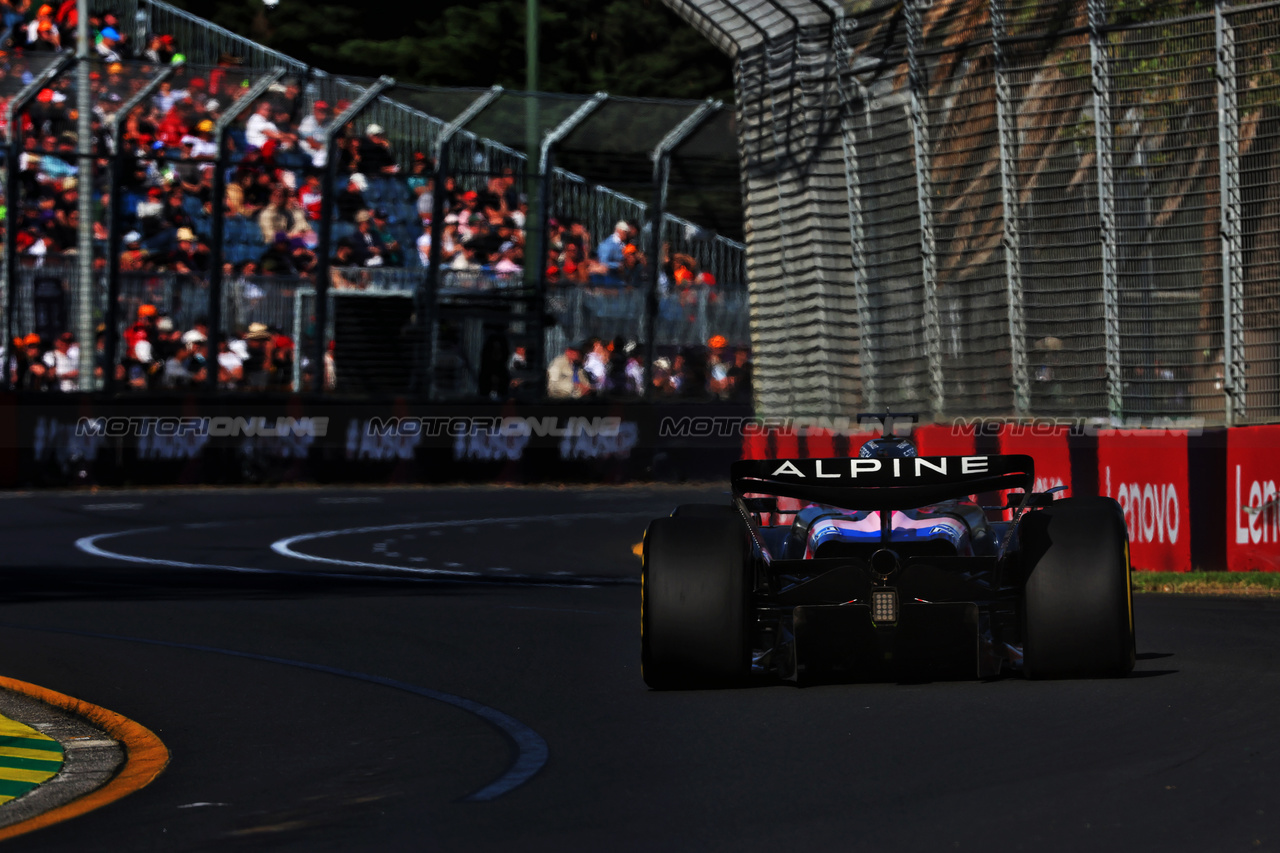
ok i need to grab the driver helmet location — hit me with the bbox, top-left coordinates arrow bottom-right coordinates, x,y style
858,437 -> 918,458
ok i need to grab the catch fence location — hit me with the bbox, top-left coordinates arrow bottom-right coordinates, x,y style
665,0 -> 1280,425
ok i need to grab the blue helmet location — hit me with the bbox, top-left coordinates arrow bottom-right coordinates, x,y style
858,437 -> 918,459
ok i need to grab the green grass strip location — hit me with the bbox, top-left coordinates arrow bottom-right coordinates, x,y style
1133,571 -> 1280,595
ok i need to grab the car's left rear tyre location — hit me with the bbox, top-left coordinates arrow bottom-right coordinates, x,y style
641,516 -> 750,689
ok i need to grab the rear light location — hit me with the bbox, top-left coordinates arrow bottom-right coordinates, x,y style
871,587 -> 898,624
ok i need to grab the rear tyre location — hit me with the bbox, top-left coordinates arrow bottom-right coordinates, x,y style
641,516 -> 750,689
1019,497 -> 1135,679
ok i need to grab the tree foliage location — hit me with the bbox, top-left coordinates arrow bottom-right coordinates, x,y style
165,0 -> 734,101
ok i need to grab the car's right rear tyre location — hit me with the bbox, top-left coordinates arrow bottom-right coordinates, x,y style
641,516 -> 750,689
1019,497 -> 1135,679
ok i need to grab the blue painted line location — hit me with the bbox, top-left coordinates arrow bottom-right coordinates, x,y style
0,624 -> 547,803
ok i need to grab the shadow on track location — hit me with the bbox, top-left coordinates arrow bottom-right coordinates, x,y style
0,564 -> 570,605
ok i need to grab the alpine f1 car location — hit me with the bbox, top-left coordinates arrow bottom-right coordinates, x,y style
641,428 -> 1135,687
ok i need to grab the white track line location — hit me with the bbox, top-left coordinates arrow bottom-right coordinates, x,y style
270,512 -> 652,582
77,528 -> 278,575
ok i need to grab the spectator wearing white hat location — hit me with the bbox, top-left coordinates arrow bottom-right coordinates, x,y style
597,220 -> 630,285
357,124 -> 398,175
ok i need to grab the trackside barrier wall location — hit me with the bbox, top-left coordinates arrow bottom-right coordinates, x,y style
5,391 -> 1279,572
1096,431 -> 1191,573
0,394 -> 752,488
1227,427 -> 1280,571
735,423 -> 1280,573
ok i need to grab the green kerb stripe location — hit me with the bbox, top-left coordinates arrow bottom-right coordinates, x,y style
0,736 -> 61,753
0,779 -> 37,798
0,756 -> 62,772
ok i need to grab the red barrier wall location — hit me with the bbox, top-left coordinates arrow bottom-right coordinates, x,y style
1227,425 -> 1280,572
1097,430 -> 1191,572
997,425 -> 1073,497
914,424 -> 975,456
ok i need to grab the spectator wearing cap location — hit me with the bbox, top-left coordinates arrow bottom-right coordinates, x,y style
143,32 -> 174,65
168,227 -> 207,274
23,4 -> 54,46
370,209 -> 404,267
297,100 -> 330,169
413,179 -> 437,226
181,330 -> 209,385
297,174 -> 323,221
707,335 -> 731,397
353,210 -> 385,267
135,186 -> 165,238
19,334 -> 50,391
30,16 -> 59,50
356,124 -> 398,175
336,174 -> 367,224
181,120 -> 218,159
121,231 -> 148,270
406,152 -> 431,193
95,24 -> 123,62
240,323 -> 273,391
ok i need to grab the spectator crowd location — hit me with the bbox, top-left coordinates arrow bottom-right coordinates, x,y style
545,334 -> 751,401
0,7 -> 741,397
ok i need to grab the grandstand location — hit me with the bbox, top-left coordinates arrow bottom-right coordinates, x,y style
1,0 -> 749,399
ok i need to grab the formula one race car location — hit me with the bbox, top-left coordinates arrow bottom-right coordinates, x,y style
640,423 -> 1135,687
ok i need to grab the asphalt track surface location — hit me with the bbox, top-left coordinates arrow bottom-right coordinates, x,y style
0,486 -> 1278,852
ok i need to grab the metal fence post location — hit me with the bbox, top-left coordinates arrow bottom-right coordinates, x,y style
104,63 -> 181,395
644,99 -> 721,398
3,52 -> 74,390
538,93 -> 608,394
205,68 -> 286,392
1216,0 -> 1245,426
313,76 -> 395,394
906,0 -> 944,417
422,86 -> 503,398
991,0 -> 1029,415
1089,0 -> 1123,420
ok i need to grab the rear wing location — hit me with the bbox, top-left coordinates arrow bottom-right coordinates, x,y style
731,454 -> 1034,509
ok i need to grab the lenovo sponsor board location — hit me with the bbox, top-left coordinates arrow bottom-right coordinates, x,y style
1227,425 -> 1280,572
1097,430 -> 1189,572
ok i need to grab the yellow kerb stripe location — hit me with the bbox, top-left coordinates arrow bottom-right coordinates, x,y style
0,746 -> 63,762
0,719 -> 57,742
0,767 -> 59,784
